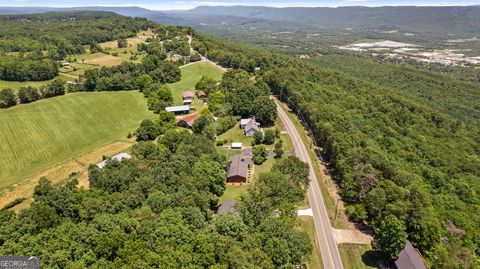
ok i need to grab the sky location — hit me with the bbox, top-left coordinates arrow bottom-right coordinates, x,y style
0,0 -> 478,10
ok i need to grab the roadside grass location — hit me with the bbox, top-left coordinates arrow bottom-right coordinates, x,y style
168,61 -> 223,113
276,100 -> 351,229
338,244 -> 377,269
0,91 -> 154,190
298,216 -> 324,269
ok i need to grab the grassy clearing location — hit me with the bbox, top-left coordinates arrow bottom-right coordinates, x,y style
0,91 -> 155,189
298,216 -> 324,269
1,140 -> 134,210
219,184 -> 249,204
338,244 -> 377,269
169,62 -> 224,112
217,123 -> 253,146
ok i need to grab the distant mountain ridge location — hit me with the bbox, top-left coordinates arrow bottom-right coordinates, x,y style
1,5 -> 480,37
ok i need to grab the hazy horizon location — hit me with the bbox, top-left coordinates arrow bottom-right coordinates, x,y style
0,0 -> 478,11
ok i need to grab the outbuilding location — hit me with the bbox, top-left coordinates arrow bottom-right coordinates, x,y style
182,91 -> 195,105
165,105 -> 190,115
176,114 -> 198,128
96,153 -> 132,169
231,142 -> 243,150
395,241 -> 427,269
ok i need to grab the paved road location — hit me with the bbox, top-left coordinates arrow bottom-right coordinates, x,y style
276,102 -> 344,269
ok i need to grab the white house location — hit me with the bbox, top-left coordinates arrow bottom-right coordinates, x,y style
96,153 -> 132,169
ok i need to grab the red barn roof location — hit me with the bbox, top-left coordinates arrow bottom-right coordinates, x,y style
182,91 -> 195,99
176,114 -> 198,128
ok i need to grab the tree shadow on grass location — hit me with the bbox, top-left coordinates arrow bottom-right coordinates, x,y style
362,250 -> 381,267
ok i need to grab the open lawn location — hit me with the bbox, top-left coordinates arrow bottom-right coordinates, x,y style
0,91 -> 154,189
338,244 -> 377,269
169,61 -> 224,112
298,216 -> 324,269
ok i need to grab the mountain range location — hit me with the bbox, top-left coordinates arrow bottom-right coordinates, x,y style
1,5 -> 480,37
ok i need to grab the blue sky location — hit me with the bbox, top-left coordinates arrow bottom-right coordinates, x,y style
0,0 -> 478,10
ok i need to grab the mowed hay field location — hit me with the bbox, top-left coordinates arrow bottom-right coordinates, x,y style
0,91 -> 154,188
170,62 -> 224,110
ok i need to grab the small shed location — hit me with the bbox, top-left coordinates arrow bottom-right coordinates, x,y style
197,90 -> 207,100
231,143 -> 243,150
182,91 -> 195,105
165,105 -> 190,115
177,114 -> 198,128
218,200 -> 237,214
96,152 -> 132,169
395,241 -> 427,269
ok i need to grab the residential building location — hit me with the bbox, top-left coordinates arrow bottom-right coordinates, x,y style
244,119 -> 261,136
96,153 -> 132,169
227,150 -> 252,183
196,90 -> 207,100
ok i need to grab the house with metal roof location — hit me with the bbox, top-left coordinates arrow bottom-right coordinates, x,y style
227,150 -> 252,183
96,153 -> 132,169
182,91 -> 195,105
395,241 -> 427,269
165,105 -> 190,114
244,119 -> 261,136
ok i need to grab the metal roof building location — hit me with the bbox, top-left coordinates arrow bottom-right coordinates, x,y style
165,105 -> 190,114
395,241 -> 427,269
96,152 -> 132,169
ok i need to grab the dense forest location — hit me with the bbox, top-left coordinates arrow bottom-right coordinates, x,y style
0,132 -> 312,268
191,33 -> 480,267
310,55 -> 480,124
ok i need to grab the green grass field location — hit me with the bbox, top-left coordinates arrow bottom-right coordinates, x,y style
169,62 -> 224,112
0,91 -> 154,188
338,244 -> 377,269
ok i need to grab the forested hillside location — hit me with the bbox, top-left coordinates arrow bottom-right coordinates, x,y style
310,55 -> 480,124
192,33 -> 480,267
0,12 -> 151,81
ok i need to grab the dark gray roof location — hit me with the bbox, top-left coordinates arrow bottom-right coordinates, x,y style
218,200 -> 237,213
228,154 -> 252,179
395,241 -> 427,269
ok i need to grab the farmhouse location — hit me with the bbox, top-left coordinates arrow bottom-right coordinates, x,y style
395,241 -> 427,269
176,114 -> 198,128
165,105 -> 190,115
227,150 -> 252,183
244,119 -> 261,136
61,60 -> 70,67
96,152 -> 132,169
182,91 -> 195,105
